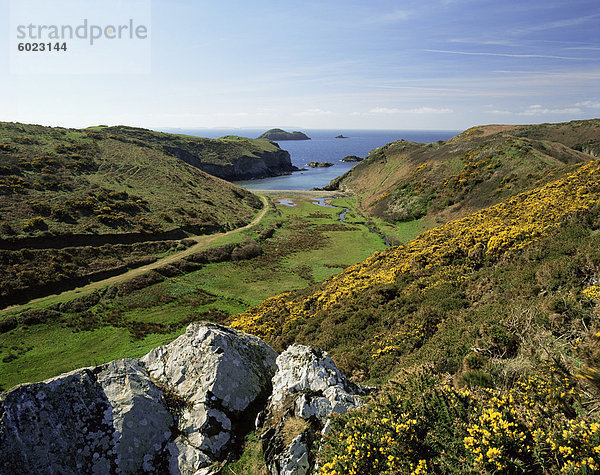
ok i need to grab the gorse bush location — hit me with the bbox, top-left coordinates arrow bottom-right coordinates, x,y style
230,160 -> 600,343
226,157 -> 600,472
319,365 -> 600,474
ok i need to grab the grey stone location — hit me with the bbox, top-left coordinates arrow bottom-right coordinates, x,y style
141,322 -> 278,470
97,359 -> 174,474
279,433 -> 311,475
261,345 -> 367,475
0,360 -> 173,474
0,323 -> 278,474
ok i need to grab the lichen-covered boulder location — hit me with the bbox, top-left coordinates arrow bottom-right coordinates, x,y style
141,322 -> 278,473
259,345 -> 368,475
0,359 -> 173,474
0,323 -> 278,474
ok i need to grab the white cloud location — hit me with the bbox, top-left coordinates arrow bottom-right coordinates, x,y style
487,110 -> 513,115
370,8 -> 413,24
576,101 -> 600,109
368,106 -> 453,115
424,49 -> 600,61
565,46 -> 600,51
486,103 -> 593,116
369,107 -> 401,114
448,38 -> 517,47
517,105 -> 582,116
216,112 -> 250,117
512,14 -> 600,35
294,108 -> 333,116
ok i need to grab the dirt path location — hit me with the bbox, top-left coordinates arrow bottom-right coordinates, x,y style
3,196 -> 269,313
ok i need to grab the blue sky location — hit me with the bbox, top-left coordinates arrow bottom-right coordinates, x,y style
1,0 -> 599,130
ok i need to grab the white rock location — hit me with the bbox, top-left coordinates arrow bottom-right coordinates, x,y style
0,323 -> 278,474
141,323 -> 278,467
262,344 -> 366,475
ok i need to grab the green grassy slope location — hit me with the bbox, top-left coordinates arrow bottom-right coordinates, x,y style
0,122 -> 264,306
325,119 -> 598,228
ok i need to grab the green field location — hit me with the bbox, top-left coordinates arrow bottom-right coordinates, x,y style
0,192 -> 388,390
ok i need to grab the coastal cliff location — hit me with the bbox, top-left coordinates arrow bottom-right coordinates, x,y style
94,126 -> 298,181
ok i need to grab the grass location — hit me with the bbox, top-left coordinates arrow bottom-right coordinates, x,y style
222,431 -> 268,475
330,196 -> 433,246
0,192 -> 392,390
0,324 -> 183,389
0,121 -> 273,307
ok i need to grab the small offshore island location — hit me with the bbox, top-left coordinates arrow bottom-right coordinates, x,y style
341,155 -> 363,162
307,161 -> 334,168
258,128 -> 311,141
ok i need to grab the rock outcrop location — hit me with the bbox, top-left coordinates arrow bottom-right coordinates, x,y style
164,142 -> 297,181
341,155 -> 363,162
0,323 -> 277,474
0,326 -> 367,474
0,359 -> 174,474
141,323 -> 277,473
258,345 -> 368,475
307,161 -> 334,168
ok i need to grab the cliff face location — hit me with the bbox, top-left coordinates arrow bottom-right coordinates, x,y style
97,126 -> 298,181
165,143 -> 297,181
0,323 -> 365,475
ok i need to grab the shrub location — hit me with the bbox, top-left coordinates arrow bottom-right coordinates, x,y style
23,216 -> 47,231
232,241 -> 262,261
319,366 -> 600,474
117,271 -> 165,296
51,206 -> 75,223
0,316 -> 18,333
27,200 -> 52,216
20,309 -> 61,326
0,222 -> 15,235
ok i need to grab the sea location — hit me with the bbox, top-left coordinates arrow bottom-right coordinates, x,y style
158,128 -> 460,191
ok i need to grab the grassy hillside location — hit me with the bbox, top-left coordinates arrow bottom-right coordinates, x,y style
0,122 -> 263,238
229,153 -> 600,472
325,119 -> 598,233
0,122 -> 263,306
91,126 -> 295,179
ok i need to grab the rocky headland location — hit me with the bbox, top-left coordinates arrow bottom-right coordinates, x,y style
341,155 -> 363,162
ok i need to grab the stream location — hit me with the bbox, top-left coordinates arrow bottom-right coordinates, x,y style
312,198 -> 390,247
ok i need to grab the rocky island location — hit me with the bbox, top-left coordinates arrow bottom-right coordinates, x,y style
258,128 -> 311,141
341,155 -> 363,162
307,161 -> 334,168
335,134 -> 348,139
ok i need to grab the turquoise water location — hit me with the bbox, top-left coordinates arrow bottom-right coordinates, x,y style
159,128 -> 459,191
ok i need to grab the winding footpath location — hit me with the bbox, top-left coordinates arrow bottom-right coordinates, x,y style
2,195 -> 269,313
